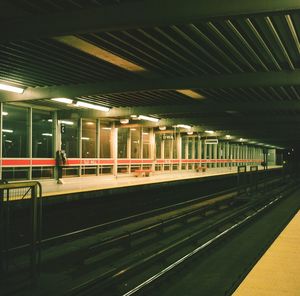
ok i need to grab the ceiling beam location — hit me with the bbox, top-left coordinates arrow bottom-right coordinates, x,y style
56,102 -> 300,119
1,0 -> 300,42
2,70 -> 300,102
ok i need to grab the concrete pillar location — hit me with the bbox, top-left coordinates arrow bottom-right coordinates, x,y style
150,128 -> 155,171
212,143 -> 217,168
0,102 -> 2,179
218,142 -> 222,167
208,144 -> 212,168
192,137 -> 195,170
112,123 -> 118,177
204,142 -> 207,167
178,134 -> 182,171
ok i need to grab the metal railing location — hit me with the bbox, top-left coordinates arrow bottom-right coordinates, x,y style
0,180 -> 42,283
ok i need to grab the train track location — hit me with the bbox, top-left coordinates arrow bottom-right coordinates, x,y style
1,175 -> 288,295
63,180 -> 296,296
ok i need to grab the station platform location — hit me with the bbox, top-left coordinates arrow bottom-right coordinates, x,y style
38,165 -> 281,198
234,210 -> 300,296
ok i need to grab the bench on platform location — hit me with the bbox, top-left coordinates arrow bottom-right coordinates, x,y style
196,166 -> 207,172
134,169 -> 153,177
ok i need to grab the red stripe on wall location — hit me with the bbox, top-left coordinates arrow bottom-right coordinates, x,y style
2,159 -> 31,166
32,159 -> 56,166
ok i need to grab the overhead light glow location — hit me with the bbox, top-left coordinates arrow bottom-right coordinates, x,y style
0,83 -> 24,94
130,115 -> 138,118
187,131 -> 193,135
42,133 -> 52,137
176,89 -> 205,99
75,101 -> 110,112
60,120 -> 74,125
51,98 -> 73,104
120,119 -> 129,124
86,122 -> 94,125
48,119 -> 53,122
225,135 -> 231,139
2,129 -> 13,133
130,128 -> 136,131
102,127 -> 111,130
176,124 -> 191,129
205,130 -> 214,134
159,126 -> 167,131
137,115 -> 160,123
81,137 -> 90,140
142,132 -> 149,135
4,140 -> 12,143
2,112 -> 8,116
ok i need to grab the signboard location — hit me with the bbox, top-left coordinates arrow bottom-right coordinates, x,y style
162,135 -> 174,140
61,123 -> 65,134
205,139 -> 218,145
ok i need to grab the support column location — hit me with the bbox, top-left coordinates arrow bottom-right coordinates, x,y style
78,118 -> 82,177
150,128 -> 155,171
112,123 -> 118,177
29,108 -> 33,180
198,139 -> 202,167
213,143 -> 217,168
96,119 -> 100,176
185,138 -> 188,170
208,144 -> 212,168
178,134 -> 182,171
204,141 -> 207,168
192,137 -> 195,170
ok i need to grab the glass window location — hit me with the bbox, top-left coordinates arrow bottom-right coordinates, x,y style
2,105 -> 29,157
181,136 -> 187,159
173,134 -> 178,159
131,128 -> 140,158
61,119 -> 79,158
82,119 -> 96,158
32,109 -> 53,158
142,128 -> 150,159
100,121 -> 111,158
155,133 -> 161,158
188,137 -> 193,159
164,138 -> 172,159
118,128 -> 129,158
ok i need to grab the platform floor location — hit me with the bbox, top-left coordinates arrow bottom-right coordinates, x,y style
37,165 -> 281,197
233,210 -> 300,296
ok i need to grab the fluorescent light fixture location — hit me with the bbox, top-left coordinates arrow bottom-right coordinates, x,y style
120,119 -> 129,124
159,126 -> 167,131
131,115 -> 138,118
48,119 -> 53,122
2,129 -> 13,133
42,133 -> 52,137
130,128 -> 136,131
225,135 -> 231,139
137,115 -> 160,123
176,124 -> 191,129
81,137 -> 90,140
142,132 -> 149,135
2,112 -> 8,116
0,83 -> 24,94
205,130 -> 214,134
60,120 -> 74,125
239,138 -> 244,141
176,89 -> 205,100
51,98 -> 73,104
86,122 -> 94,125
54,36 -> 146,73
102,127 -> 111,130
75,101 -> 110,112
5,140 -> 12,143
37,142 -> 42,145
187,131 -> 193,135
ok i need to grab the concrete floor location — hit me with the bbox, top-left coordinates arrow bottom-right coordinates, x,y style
38,165 -> 281,197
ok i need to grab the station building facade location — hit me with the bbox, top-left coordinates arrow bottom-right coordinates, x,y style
0,103 -> 278,181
